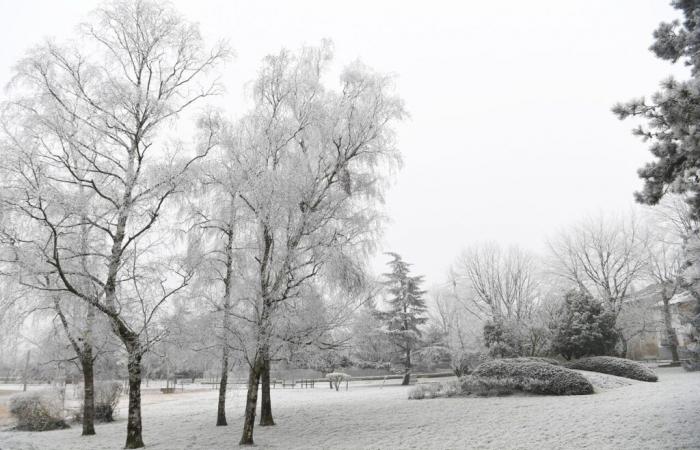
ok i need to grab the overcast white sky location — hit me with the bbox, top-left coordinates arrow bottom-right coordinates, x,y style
0,0 -> 689,287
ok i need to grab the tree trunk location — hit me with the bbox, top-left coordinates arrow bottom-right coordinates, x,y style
618,333 -> 628,358
81,354 -> 96,436
217,217 -> 235,426
239,361 -> 262,446
662,297 -> 681,363
125,350 -> 144,449
216,345 -> 229,426
259,356 -> 275,426
22,351 -> 30,392
401,348 -> 411,386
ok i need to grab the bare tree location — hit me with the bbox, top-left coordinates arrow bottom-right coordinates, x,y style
644,196 -> 700,363
547,213 -> 648,354
428,289 -> 483,375
451,243 -> 539,323
183,150 -> 243,427
0,1 -> 229,447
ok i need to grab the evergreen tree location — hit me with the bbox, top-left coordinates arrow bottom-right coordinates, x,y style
551,290 -> 619,360
614,0 -> 700,370
377,253 -> 428,385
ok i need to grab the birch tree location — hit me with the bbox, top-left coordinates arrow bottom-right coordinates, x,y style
229,42 -> 405,445
0,1 -> 229,447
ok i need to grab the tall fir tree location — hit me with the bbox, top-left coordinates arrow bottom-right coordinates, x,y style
377,253 -> 428,385
614,0 -> 700,370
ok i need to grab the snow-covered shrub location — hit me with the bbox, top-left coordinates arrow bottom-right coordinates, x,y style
459,375 -> 518,396
506,356 -> 560,366
77,381 -> 123,422
566,356 -> 658,382
451,352 -> 490,376
442,379 -> 461,397
472,359 -> 594,395
9,390 -> 68,431
408,384 -> 427,400
95,381 -> 122,422
326,372 -> 351,391
408,383 -> 443,400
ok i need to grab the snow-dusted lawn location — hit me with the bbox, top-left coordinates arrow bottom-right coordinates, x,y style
1,367 -> 698,449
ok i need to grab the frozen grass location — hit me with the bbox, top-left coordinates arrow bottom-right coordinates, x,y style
0,367 -> 698,449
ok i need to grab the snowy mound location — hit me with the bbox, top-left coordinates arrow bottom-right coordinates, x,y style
575,370 -> 635,390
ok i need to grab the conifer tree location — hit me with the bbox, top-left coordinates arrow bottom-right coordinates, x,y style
614,0 -> 700,370
377,253 -> 428,385
551,290 -> 620,361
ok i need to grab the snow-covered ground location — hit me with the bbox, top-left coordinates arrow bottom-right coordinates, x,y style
1,367 -> 698,449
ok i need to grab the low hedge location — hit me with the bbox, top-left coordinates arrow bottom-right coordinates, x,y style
565,356 -> 658,382
505,357 -> 561,366
408,359 -> 594,399
472,359 -> 594,395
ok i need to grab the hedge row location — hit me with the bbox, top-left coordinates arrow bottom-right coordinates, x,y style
565,356 -> 658,382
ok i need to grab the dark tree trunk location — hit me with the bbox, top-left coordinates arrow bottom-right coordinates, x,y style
401,348 -> 411,386
259,356 -> 274,426
125,350 -> 144,449
216,345 -> 229,426
217,218 -> 235,426
81,353 -> 96,436
662,297 -> 681,363
239,361 -> 262,446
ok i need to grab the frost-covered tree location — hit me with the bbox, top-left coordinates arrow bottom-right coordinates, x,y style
451,243 -> 539,322
450,243 -> 543,357
613,1 -> 700,368
420,290 -> 482,376
547,214 -> 648,354
551,290 -> 619,360
227,42 -> 405,445
376,253 -> 427,385
0,1 -> 229,447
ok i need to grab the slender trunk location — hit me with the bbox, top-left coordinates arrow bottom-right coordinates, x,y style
239,360 -> 262,446
81,300 -> 96,435
402,347 -> 411,386
259,356 -> 274,426
22,351 -> 30,392
125,348 -> 144,449
662,297 -> 681,363
217,221 -> 235,426
216,345 -> 229,426
81,353 -> 96,436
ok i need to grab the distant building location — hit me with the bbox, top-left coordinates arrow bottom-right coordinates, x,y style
625,284 -> 696,361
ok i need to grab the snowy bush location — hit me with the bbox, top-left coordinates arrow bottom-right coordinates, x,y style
506,356 -> 560,366
408,361 -> 593,400
94,381 -> 122,421
472,359 -> 594,395
566,356 -> 658,382
326,372 -> 351,391
408,382 -> 448,400
407,385 -> 426,400
451,352 -> 490,376
458,375 -> 526,396
77,381 -> 123,422
9,390 -> 68,431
